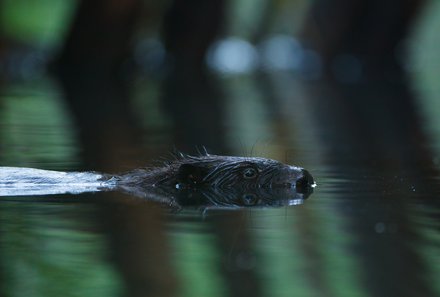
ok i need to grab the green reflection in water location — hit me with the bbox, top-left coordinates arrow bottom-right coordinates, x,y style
304,197 -> 367,297
0,202 -> 122,297
252,200 -> 367,297
169,221 -> 226,297
412,206 -> 440,296
253,210 -> 315,297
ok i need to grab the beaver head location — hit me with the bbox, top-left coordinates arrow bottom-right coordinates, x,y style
169,154 -> 315,208
170,155 -> 314,193
115,153 -> 315,208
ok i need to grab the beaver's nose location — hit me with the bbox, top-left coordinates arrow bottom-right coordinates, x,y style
295,169 -> 315,192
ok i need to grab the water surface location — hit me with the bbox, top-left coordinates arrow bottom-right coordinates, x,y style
0,79 -> 439,297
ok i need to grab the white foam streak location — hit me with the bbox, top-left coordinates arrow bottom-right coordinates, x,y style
0,167 -> 115,197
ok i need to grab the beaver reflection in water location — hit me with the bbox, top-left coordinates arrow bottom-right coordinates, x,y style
110,153 -> 315,208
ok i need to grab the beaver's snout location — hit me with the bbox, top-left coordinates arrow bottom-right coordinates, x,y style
295,169 -> 315,193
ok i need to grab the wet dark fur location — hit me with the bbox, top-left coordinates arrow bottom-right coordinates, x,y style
107,153 -> 314,207
113,153 -> 310,188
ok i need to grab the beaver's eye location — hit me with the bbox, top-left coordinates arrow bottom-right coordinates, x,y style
242,167 -> 258,179
242,193 -> 257,205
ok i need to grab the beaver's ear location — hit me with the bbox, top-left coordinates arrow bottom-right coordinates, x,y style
177,163 -> 209,187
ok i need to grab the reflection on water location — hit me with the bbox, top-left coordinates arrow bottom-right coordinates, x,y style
0,200 -> 122,297
0,73 -> 439,297
0,75 -> 439,297
0,166 -> 439,297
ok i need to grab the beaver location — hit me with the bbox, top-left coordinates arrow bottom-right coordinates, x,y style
109,152 -> 315,208
0,152 -> 315,209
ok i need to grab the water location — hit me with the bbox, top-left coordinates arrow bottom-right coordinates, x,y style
2,168 -> 438,297
0,77 -> 439,297
0,167 -> 111,196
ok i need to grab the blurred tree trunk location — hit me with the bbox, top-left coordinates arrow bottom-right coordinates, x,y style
161,0 -> 229,154
58,0 -> 141,76
55,0 -> 145,172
